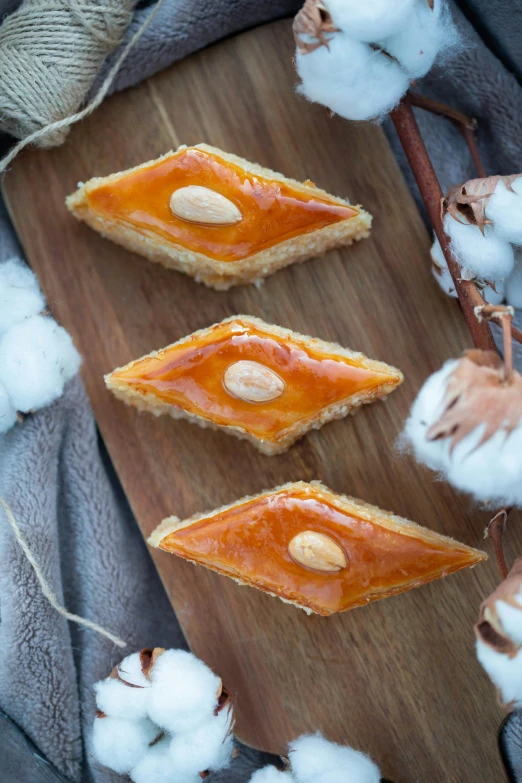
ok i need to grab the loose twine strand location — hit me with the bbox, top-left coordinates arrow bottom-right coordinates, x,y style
0,496 -> 127,648
0,0 -> 165,174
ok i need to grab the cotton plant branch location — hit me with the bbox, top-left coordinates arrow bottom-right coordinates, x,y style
397,93 -> 522,345
389,99 -> 522,577
389,98 -> 498,351
407,91 -> 487,177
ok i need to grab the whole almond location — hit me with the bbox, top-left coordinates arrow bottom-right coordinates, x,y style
170,185 -> 242,225
223,360 -> 285,403
288,531 -> 347,572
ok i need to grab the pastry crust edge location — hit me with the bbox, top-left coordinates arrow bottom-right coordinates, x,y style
147,480 -> 487,616
104,315 -> 404,455
66,144 -> 372,290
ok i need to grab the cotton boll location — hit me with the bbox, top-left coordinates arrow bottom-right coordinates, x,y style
92,715 -> 159,775
148,650 -> 221,734
94,677 -> 151,721
382,0 -> 459,78
296,33 -> 409,121
289,734 -> 380,783
446,424 -> 522,507
476,640 -> 522,708
0,315 -> 81,413
485,179 -> 522,246
131,736 -> 200,783
506,256 -> 522,308
496,597 -> 522,647
325,0 -> 415,41
0,258 -> 45,333
250,767 -> 295,783
430,234 -> 505,302
400,360 -> 457,473
94,652 -> 152,719
431,236 -> 457,298
169,707 -> 234,775
0,380 -> 17,434
117,651 -> 151,687
444,213 -> 515,281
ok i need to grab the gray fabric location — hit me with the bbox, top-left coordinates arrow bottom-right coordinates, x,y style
0,0 -> 522,782
0,367 -> 187,782
105,0 -> 303,94
501,712 -> 522,781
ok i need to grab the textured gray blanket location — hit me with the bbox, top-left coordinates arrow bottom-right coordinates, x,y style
0,1 -> 521,782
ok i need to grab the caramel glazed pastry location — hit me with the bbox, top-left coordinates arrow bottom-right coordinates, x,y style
66,144 -> 372,289
105,316 -> 404,455
148,482 -> 487,616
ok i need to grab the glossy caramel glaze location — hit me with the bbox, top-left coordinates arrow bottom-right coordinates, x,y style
158,484 -> 487,615
109,319 -> 401,443
85,148 -> 357,262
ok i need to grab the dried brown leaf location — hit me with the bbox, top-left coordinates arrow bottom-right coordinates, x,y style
444,175 -> 521,234
475,557 -> 522,656
426,350 -> 522,453
109,664 -> 146,688
293,0 -> 339,54
140,646 -> 165,680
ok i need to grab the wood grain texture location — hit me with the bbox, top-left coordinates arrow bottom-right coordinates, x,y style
3,20 -> 517,783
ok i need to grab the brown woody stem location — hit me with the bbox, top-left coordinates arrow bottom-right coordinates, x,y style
390,98 -> 496,352
487,510 -> 509,580
407,92 -> 486,178
408,92 -> 476,129
475,305 -> 516,380
503,315 -> 514,383
461,125 -> 487,179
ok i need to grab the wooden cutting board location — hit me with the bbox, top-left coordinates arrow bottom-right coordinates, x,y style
3,19 -> 516,783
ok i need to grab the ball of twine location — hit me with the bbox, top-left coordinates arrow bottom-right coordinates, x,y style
0,0 -> 137,149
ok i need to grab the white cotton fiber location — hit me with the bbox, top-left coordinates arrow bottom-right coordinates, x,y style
94,653 -> 151,721
476,640 -> 522,708
446,424 -> 522,507
400,360 -> 457,473
432,264 -> 458,298
289,734 -> 380,783
0,315 -> 81,412
382,0 -> 459,78
496,597 -> 522,647
431,235 -> 458,298
131,736 -> 200,783
296,33 -> 409,121
0,258 -> 45,334
169,707 -> 234,775
506,254 -> 522,308
250,767 -> 295,783
147,649 -> 221,733
92,715 -> 159,775
444,213 -> 515,281
94,677 -> 151,722
325,0 -> 415,41
0,380 -> 17,434
485,178 -> 522,246
431,234 -> 505,302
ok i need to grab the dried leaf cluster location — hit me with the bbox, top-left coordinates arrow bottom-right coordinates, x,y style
427,350 -> 522,453
444,175 -> 521,234
476,559 -> 522,658
293,0 -> 339,54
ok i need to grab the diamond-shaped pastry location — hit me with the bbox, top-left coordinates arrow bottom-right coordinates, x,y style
105,316 -> 403,455
148,482 -> 487,616
66,144 -> 371,290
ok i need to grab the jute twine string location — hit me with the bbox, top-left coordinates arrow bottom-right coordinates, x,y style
0,497 -> 127,648
0,0 -> 164,174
